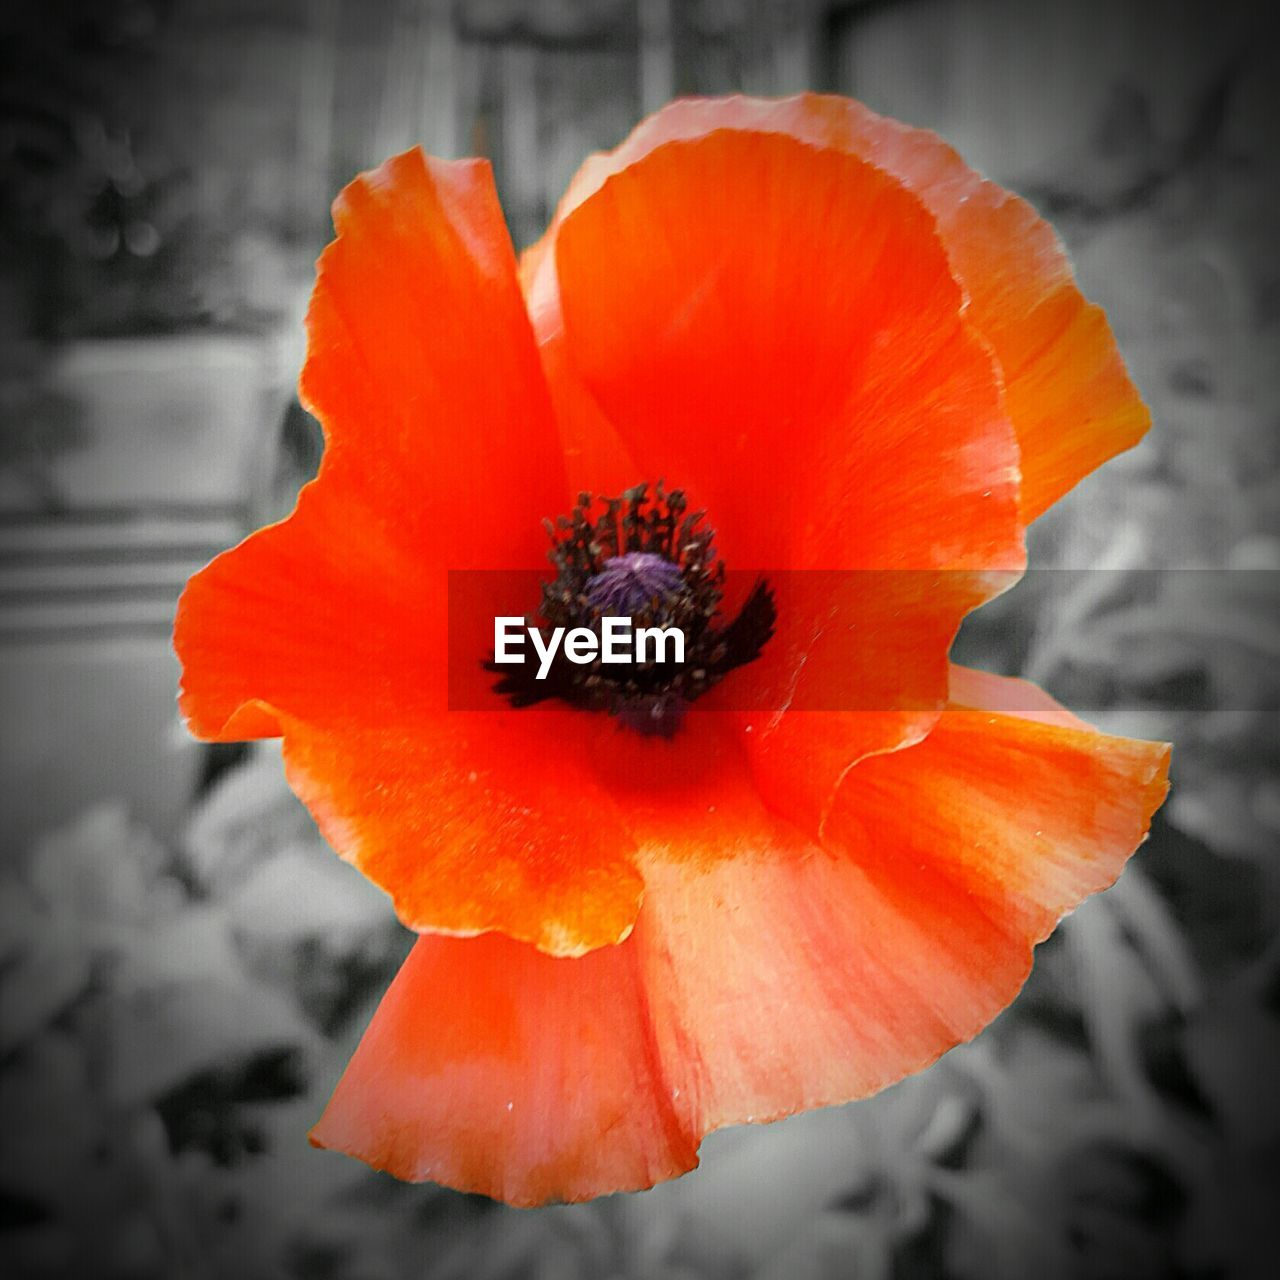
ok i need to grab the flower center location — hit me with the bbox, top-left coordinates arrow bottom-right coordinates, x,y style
487,483 -> 774,736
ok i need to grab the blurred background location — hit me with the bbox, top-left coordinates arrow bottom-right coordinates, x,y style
2,0 -> 1278,1276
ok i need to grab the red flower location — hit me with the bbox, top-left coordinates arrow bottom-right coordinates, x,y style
174,94 -> 1169,1206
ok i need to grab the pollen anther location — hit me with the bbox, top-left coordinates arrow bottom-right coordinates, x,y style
485,482 -> 775,736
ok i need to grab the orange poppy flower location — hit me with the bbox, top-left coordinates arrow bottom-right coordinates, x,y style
174,93 -> 1169,1206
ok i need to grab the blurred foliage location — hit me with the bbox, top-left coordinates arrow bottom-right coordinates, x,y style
4,771 -> 1278,1278
3,0 -> 169,340
0,778 -> 411,1280
1,0 -> 306,340
1,0 -> 315,505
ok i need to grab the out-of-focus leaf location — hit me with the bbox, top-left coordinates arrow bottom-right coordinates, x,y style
0,926 -> 90,1055
225,841 -> 391,948
27,801 -> 183,928
1107,866 -> 1203,1015
104,977 -> 317,1106
1094,596 -> 1280,675
1182,969 -> 1280,1145
0,879 -> 90,1054
1177,948 -> 1280,1279
937,1166 -> 1069,1280
433,1210 -> 568,1280
1140,814 -> 1272,974
0,1031 -> 100,1199
958,1030 -> 1140,1179
1169,771 -> 1280,860
752,1210 -> 893,1280
619,1106 -> 870,1276
943,1030 -> 1194,1280
184,743 -> 317,893
111,903 -> 243,994
1063,894 -> 1170,1122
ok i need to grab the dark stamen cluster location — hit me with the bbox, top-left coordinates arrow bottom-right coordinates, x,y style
487,483 -> 775,736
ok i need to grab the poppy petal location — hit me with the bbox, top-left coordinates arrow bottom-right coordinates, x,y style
552,129 -> 1022,575
178,147 -> 567,735
550,129 -> 1023,821
824,665 -> 1171,954
300,147 -> 566,571
175,152 -> 645,954
175,481 -> 433,741
527,93 -> 1149,521
535,328 -> 639,498
313,673 -> 1167,1204
309,928 -> 699,1205
179,537 -> 642,959
945,661 -> 1092,730
278,708 -> 644,956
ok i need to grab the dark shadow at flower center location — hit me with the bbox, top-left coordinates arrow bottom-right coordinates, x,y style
484,482 -> 774,736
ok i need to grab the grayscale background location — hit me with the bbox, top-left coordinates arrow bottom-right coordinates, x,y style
2,1 -> 1278,1277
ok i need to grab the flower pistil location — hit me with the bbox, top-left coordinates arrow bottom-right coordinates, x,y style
486,482 -> 775,735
